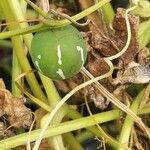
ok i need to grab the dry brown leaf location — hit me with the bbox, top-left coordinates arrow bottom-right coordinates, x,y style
87,54 -> 109,77
0,88 -> 32,128
85,86 -> 109,110
113,8 -> 139,67
113,61 -> 150,84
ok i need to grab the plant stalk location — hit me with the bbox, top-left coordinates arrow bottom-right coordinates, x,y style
118,89 -> 146,150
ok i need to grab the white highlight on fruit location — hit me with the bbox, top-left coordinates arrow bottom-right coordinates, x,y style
76,46 -> 84,66
37,55 -> 41,59
35,61 -> 42,72
56,68 -> 66,79
57,45 -> 62,65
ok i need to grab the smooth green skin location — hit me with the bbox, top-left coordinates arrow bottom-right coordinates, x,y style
30,25 -> 87,80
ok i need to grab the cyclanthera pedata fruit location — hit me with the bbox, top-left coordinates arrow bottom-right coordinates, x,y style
30,25 -> 87,80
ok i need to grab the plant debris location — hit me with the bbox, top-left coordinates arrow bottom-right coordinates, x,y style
0,79 -> 32,129
113,61 -> 150,84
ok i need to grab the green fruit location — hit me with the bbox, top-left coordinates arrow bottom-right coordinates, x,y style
30,25 -> 87,80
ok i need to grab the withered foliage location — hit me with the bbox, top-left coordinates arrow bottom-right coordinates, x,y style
0,79 -> 32,135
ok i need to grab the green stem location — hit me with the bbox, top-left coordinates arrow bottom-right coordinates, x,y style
26,9 -> 38,20
0,110 -> 121,150
76,130 -> 94,143
138,106 -> 150,115
4,0 -> 33,49
40,73 -> 61,106
24,0 -> 48,18
40,75 -> 67,149
40,74 -> 67,125
0,24 -> 45,40
118,89 -> 145,150
0,0 -> 47,101
12,50 -> 22,96
19,0 -> 27,15
67,108 -> 125,149
11,0 -> 27,96
0,0 -> 111,39
0,105 -> 148,150
12,0 -> 29,97
63,133 -> 83,150
101,1 -> 115,24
